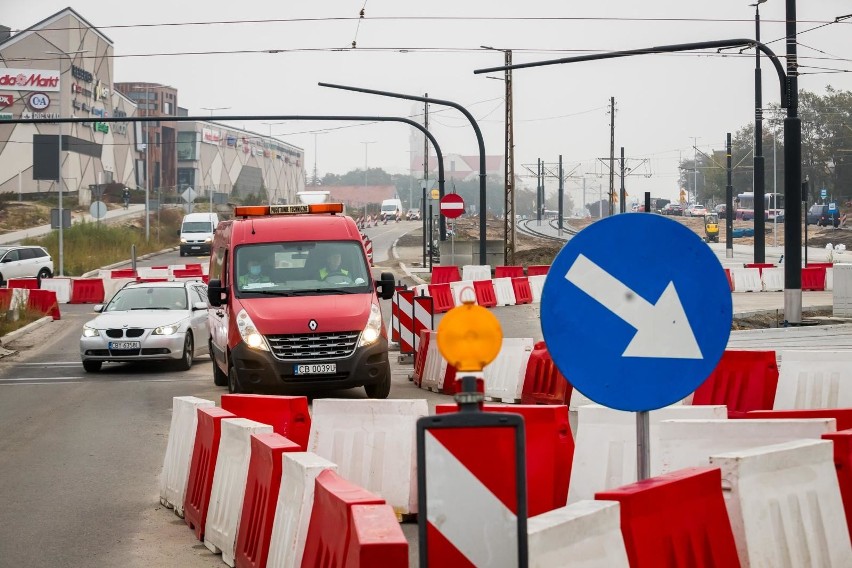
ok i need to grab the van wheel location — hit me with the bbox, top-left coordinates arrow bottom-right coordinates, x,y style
364,371 -> 391,399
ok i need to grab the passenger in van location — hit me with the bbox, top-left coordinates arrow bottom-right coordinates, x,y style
239,258 -> 272,288
318,252 -> 350,281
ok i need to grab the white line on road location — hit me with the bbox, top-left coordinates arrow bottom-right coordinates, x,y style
0,377 -> 211,386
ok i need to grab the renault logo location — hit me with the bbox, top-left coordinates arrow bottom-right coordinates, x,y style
308,319 -> 318,331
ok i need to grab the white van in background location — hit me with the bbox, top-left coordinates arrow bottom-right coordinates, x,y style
179,212 -> 220,257
380,198 -> 403,222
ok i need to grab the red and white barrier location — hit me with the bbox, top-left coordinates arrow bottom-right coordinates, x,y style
220,393 -> 311,451
266,452 -> 338,568
775,350 -> 852,409
308,399 -> 428,516
396,289 -> 416,355
449,280 -> 476,305
761,267 -> 784,292
483,337 -> 535,403
159,396 -> 215,515
461,264 -> 491,281
493,277 -> 517,306
412,295 -> 434,356
204,418 -> 274,567
527,501 -> 630,567
39,277 -> 72,304
364,238 -> 373,266
710,439 -> 852,566
528,274 -> 546,303
730,267 -> 763,292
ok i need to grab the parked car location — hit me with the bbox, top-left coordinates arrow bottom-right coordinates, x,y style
80,280 -> 210,372
714,204 -> 727,219
806,204 -> 840,227
688,204 -> 707,217
406,208 -> 421,221
0,245 -> 53,284
662,203 -> 683,216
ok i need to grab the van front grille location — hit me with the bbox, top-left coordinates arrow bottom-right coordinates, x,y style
266,331 -> 360,361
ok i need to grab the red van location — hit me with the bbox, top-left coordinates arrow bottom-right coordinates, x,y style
206,203 -> 395,398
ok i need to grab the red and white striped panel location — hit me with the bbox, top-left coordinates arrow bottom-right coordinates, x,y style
397,289 -> 416,355
425,427 -> 520,566
412,295 -> 434,355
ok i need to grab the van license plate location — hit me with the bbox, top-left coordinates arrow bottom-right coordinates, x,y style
295,363 -> 336,375
109,341 -> 141,349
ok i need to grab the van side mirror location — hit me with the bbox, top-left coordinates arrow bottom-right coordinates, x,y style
207,279 -> 228,307
376,272 -> 396,300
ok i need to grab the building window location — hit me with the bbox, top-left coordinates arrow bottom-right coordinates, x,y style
177,131 -> 198,161
163,102 -> 173,114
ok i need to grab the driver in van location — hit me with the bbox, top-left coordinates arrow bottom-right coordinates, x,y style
318,251 -> 350,281
239,257 -> 271,288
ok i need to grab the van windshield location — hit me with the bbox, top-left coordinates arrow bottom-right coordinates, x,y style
235,241 -> 372,296
182,221 -> 213,233
381,204 -> 398,212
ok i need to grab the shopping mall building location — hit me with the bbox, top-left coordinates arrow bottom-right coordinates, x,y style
0,8 -> 304,204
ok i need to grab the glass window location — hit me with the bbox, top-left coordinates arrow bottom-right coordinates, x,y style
177,131 -> 198,160
2,250 -> 19,262
105,286 -> 188,311
182,221 -> 212,233
18,248 -> 36,260
234,241 -> 371,297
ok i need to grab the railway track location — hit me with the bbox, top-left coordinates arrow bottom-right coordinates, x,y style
516,218 -> 579,242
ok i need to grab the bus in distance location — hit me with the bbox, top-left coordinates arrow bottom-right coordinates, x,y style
735,192 -> 784,221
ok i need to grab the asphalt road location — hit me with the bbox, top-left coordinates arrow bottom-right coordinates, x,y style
0,219 -> 438,567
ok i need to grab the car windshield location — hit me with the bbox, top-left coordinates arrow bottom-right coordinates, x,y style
182,221 -> 213,233
235,241 -> 372,297
105,287 -> 188,311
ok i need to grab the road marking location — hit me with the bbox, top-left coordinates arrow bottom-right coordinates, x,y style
565,253 -> 702,359
0,377 -> 211,386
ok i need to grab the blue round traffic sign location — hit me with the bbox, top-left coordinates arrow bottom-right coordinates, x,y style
541,214 -> 732,412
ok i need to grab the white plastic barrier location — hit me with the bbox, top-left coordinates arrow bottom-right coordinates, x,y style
775,350 -> 852,409
528,501 -> 630,568
656,418 -> 836,474
266,452 -> 338,568
159,396 -> 215,515
137,266 -> 170,279
826,267 -> 834,291
39,277 -> 72,304
761,267 -> 784,292
308,399 -> 428,516
450,280 -> 476,306
834,264 -> 852,317
567,404 -> 727,504
484,338 -> 535,403
462,264 -> 491,282
528,274 -> 547,303
204,418 -> 274,567
420,331 -> 450,393
710,439 -> 852,566
9,287 -> 29,311
102,278 -> 135,303
730,267 -> 763,292
493,277 -> 517,306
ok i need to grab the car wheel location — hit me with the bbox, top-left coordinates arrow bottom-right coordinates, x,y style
228,364 -> 244,394
175,333 -> 193,371
37,268 -> 52,280
83,360 -> 102,372
364,371 -> 391,399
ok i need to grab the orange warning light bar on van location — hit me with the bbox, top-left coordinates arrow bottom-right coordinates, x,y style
234,203 -> 344,217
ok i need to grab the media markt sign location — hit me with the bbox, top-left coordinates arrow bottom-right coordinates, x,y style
0,68 -> 61,92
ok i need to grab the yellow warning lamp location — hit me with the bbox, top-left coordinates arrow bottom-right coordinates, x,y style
437,296 -> 503,372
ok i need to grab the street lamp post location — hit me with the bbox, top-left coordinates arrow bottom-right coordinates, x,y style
46,49 -> 89,277
201,106 -> 231,116
362,141 -> 376,219
751,0 -> 768,263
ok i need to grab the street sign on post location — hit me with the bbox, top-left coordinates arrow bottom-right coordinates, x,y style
821,188 -> 828,200
89,200 -> 107,220
181,186 -> 197,203
440,193 -> 464,219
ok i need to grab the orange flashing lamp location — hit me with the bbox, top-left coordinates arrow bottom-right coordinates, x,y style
234,203 -> 344,217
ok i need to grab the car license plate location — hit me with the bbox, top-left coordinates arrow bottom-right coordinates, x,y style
109,341 -> 141,349
294,363 -> 336,375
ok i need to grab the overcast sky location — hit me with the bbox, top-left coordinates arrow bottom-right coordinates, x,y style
3,1 -> 851,204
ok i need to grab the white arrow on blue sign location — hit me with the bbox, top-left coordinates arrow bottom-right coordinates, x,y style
540,214 -> 733,412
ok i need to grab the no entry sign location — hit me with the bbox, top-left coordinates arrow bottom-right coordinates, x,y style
440,193 -> 464,219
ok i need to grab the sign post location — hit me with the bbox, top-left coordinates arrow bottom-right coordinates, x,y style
540,214 -> 732,480
440,193 -> 464,266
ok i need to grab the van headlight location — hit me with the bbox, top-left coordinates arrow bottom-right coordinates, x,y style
358,304 -> 383,347
237,309 -> 269,351
82,325 -> 99,337
180,238 -> 188,243
204,237 -> 213,243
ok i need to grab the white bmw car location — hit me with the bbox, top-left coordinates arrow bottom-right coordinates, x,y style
80,281 -> 210,372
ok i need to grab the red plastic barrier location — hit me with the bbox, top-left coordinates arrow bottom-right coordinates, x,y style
527,265 -> 550,276
151,265 -> 169,269
428,283 -> 455,313
7,278 -> 39,290
0,288 -> 11,311
69,278 -> 105,304
801,266 -> 827,291
234,433 -> 301,568
807,262 -> 834,269
301,470 -> 391,568
724,268 -> 734,291
521,341 -> 572,406
823,428 -> 852,544
430,265 -> 461,285
173,268 -> 202,279
27,289 -> 60,320
184,407 -> 236,540
436,403 -> 573,517
185,263 -> 203,271
136,277 -> 169,283
473,279 -> 497,308
692,350 -> 778,418
220,394 -> 311,450
596,467 -> 741,568
346,505 -> 408,566
202,275 -> 209,284
495,266 -> 524,279
744,262 -> 775,276
412,330 -> 431,386
511,277 -> 533,305
110,268 -> 136,279
744,409 -> 852,431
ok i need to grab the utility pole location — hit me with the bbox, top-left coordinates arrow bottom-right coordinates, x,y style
784,0 -> 803,323
536,158 -> 542,225
726,133 -> 734,259
753,0 -> 768,263
504,49 -> 515,266
692,136 -> 699,205
558,155 -> 564,235
608,97 -> 616,216
422,95 -> 429,268
619,147 -> 626,213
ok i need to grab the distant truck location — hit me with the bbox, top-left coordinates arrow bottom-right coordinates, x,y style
380,198 -> 403,222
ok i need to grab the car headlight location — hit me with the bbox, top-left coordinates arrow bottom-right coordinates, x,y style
152,323 -> 180,335
204,237 -> 213,243
82,326 -> 99,337
358,303 -> 383,347
237,309 -> 269,351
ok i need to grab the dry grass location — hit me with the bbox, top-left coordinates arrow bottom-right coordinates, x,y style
0,306 -> 47,337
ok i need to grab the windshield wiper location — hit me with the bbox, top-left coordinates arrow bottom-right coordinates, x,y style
240,290 -> 296,296
128,307 -> 175,310
289,288 -> 358,295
